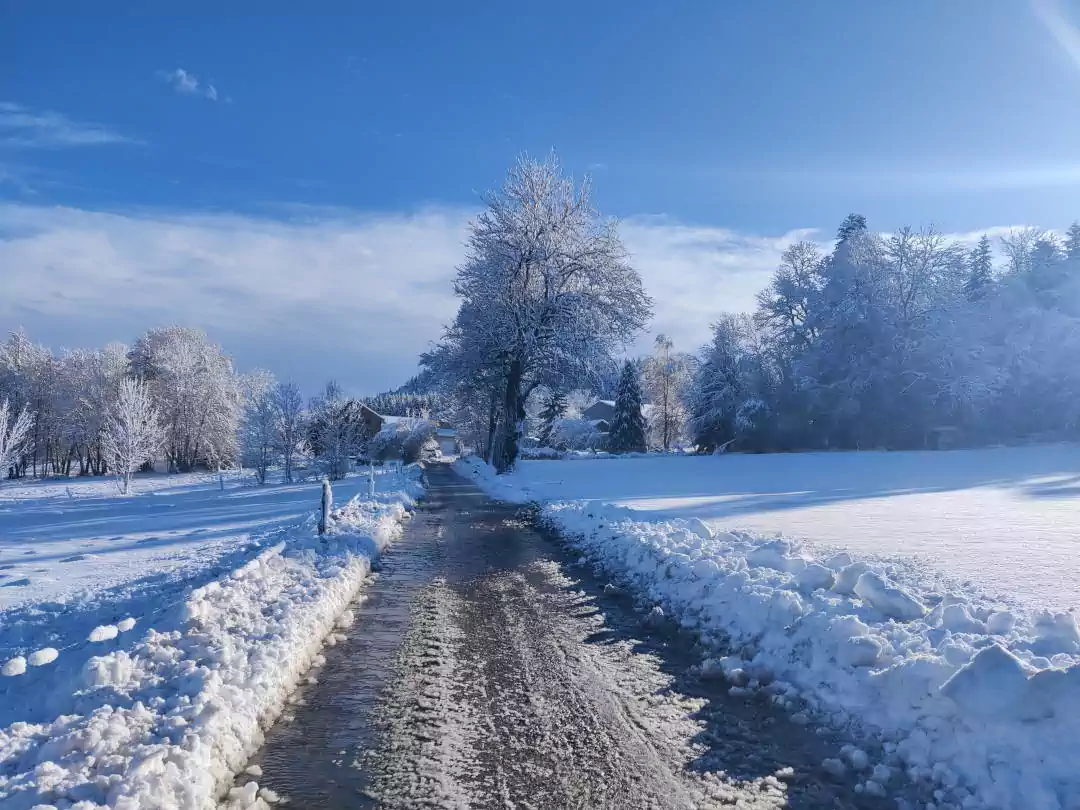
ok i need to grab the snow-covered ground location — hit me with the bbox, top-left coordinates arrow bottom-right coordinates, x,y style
0,466 -> 423,809
496,445 -> 1080,613
457,449 -> 1080,810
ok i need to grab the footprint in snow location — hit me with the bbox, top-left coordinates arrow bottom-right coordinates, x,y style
59,554 -> 90,563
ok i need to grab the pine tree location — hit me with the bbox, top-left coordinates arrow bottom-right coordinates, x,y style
836,213 -> 867,245
608,362 -> 647,453
537,390 -> 566,447
964,234 -> 994,300
1065,222 -> 1080,261
1028,235 -> 1065,301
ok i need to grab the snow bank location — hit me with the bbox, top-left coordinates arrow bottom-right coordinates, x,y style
456,455 -> 1080,810
0,468 -> 423,809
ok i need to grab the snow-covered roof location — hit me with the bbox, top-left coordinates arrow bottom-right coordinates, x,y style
435,427 -> 457,437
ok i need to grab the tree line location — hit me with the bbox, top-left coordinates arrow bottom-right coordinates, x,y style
686,215 -> 1080,452
422,153 -> 1080,465
0,325 -> 437,492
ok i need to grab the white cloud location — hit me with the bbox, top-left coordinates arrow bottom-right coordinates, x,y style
0,102 -> 139,149
620,218 -> 817,354
159,69 -> 220,102
0,202 -> 1027,394
0,204 -> 470,394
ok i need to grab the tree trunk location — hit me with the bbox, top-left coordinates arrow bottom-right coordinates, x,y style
492,361 -> 523,473
485,387 -> 498,464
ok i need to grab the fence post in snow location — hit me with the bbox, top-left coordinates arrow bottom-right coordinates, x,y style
319,477 -> 332,535
369,460 -> 376,498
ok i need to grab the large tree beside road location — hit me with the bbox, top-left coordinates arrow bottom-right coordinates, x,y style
425,153 -> 651,472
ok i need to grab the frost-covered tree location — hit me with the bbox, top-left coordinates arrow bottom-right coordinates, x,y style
836,213 -> 868,244
102,378 -> 162,494
549,416 -> 603,451
537,390 -> 567,447
964,234 -> 994,301
1065,222 -> 1080,261
309,380 -> 363,480
0,330 -> 55,477
273,381 -> 306,484
0,399 -> 33,482
368,418 -> 436,463
642,334 -> 692,450
608,362 -> 648,453
999,227 -> 1045,278
425,153 -> 650,472
129,327 -> 241,472
241,370 -> 277,485
687,314 -> 773,452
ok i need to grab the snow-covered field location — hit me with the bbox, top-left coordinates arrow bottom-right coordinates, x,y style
497,445 -> 1080,613
0,466 -> 423,809
457,448 -> 1080,810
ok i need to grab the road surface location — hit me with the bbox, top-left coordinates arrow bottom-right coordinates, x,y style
236,465 -> 910,809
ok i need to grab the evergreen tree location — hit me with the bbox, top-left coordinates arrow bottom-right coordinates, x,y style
1065,222 -> 1080,261
964,234 -> 994,301
537,390 -> 566,447
608,362 -> 647,453
1028,235 -> 1065,302
836,213 -> 867,245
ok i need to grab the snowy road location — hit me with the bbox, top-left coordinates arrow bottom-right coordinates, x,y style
238,465 -> 912,809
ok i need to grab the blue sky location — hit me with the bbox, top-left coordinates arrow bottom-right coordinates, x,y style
4,1 -> 1080,393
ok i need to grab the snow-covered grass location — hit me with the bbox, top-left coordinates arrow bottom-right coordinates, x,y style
0,465 -> 423,809
456,452 -> 1080,810
489,446 -> 1080,613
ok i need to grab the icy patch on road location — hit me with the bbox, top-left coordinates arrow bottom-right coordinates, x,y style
0,469 -> 423,809
457,455 -> 1080,810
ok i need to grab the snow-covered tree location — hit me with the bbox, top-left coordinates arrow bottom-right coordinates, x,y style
642,334 -> 692,450
241,370 -> 277,485
0,399 -> 33,482
687,314 -> 774,452
608,362 -> 648,453
425,153 -> 650,471
368,418 -> 436,463
537,390 -> 567,447
129,327 -> 241,473
964,234 -> 994,301
309,380 -> 362,480
549,416 -> 604,451
102,378 -> 162,494
1065,221 -> 1080,261
273,381 -> 306,484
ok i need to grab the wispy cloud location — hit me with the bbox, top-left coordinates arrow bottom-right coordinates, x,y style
0,203 -> 819,389
0,202 -> 1026,391
158,68 -> 221,102
0,102 -> 139,149
0,204 -> 468,394
1032,0 -> 1080,73
621,218 -> 818,353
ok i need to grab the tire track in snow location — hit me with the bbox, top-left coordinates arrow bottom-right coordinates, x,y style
241,465 -> 913,809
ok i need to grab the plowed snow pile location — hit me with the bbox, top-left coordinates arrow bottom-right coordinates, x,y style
458,455 -> 1080,810
0,469 -> 422,810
